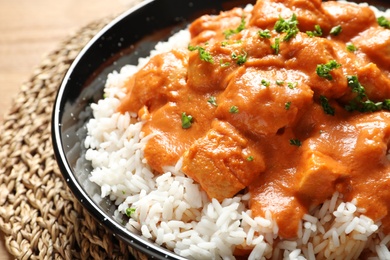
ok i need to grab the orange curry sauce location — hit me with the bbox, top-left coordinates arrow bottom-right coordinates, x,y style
118,0 -> 390,238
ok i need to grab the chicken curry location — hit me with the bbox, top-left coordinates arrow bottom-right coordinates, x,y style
118,0 -> 390,238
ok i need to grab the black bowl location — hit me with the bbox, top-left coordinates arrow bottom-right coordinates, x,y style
51,0 -> 256,259
52,0 -> 390,259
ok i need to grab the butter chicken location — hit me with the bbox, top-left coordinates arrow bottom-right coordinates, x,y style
118,0 -> 390,239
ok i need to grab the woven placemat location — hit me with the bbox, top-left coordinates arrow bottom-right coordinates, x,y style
0,13 -> 148,260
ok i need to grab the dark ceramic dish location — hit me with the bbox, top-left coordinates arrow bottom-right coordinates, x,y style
52,0 -> 390,259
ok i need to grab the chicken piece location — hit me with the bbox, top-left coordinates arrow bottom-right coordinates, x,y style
323,1 -> 377,41
249,0 -> 331,33
295,149 -> 350,206
352,112 -> 390,167
186,40 -> 237,93
343,112 -> 390,227
189,7 -> 249,44
187,26 -> 277,93
352,26 -> 390,72
215,67 -> 313,136
357,63 -> 390,102
280,33 -> 348,99
117,49 -> 188,114
182,120 -> 265,202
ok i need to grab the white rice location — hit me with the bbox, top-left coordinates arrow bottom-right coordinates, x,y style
84,3 -> 390,259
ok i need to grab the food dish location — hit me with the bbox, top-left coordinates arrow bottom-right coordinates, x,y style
52,1 -> 256,258
52,0 -> 390,259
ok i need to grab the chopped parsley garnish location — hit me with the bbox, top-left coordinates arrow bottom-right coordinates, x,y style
290,139 -> 302,147
229,105 -> 239,113
181,112 -> 194,129
221,39 -> 243,47
258,29 -> 271,39
330,25 -> 342,36
285,101 -> 292,110
207,96 -> 218,107
316,60 -> 341,80
247,156 -> 254,161
276,80 -> 285,86
344,75 -> 380,112
347,75 -> 366,100
125,207 -> 136,217
188,45 -> 214,63
287,82 -> 298,89
261,79 -> 270,87
306,25 -> 322,37
223,15 -> 246,39
231,49 -> 248,65
274,14 -> 299,41
344,75 -> 390,112
378,16 -> 390,29
382,100 -> 390,110
220,59 -> 231,67
271,38 -> 280,54
320,95 -> 335,116
346,43 -> 357,52
361,100 -> 382,112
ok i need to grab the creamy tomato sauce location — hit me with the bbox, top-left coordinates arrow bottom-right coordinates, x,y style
118,0 -> 390,238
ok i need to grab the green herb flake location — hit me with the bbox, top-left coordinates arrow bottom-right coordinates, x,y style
344,75 -> 376,112
219,59 -> 231,68
320,95 -> 335,116
224,30 -> 235,40
306,25 -> 322,38
188,45 -> 214,63
285,101 -> 292,110
287,82 -> 298,89
261,79 -> 270,87
276,80 -> 285,86
346,43 -> 358,52
382,99 -> 390,110
271,37 -> 280,54
361,100 -> 381,112
125,207 -> 136,217
316,60 -> 341,80
274,13 -> 299,41
347,75 -> 366,100
378,16 -> 390,29
247,156 -> 254,161
231,49 -> 248,65
221,41 -> 229,47
207,96 -> 218,107
344,75 -> 389,113
258,29 -> 271,39
223,15 -> 246,39
181,112 -> 194,129
290,139 -> 302,147
229,105 -> 239,114
330,25 -> 342,36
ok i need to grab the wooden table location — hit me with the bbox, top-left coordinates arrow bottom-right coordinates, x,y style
0,0 -> 138,258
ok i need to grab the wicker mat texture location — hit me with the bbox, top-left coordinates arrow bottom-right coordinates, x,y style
0,14 -> 148,260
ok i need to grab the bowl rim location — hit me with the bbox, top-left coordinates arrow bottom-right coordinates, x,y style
51,0 -> 188,258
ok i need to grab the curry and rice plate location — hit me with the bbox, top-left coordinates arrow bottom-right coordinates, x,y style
84,0 -> 390,258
